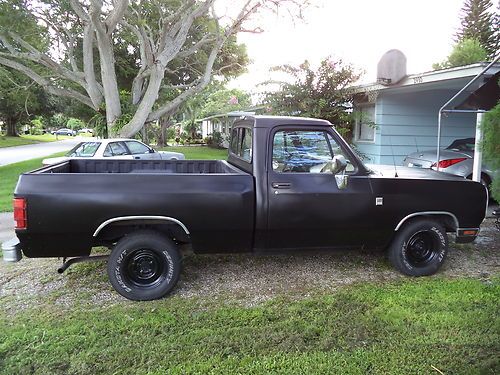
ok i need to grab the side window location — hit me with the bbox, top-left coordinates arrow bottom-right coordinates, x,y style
103,142 -> 129,157
125,141 -> 150,155
354,105 -> 376,142
229,127 -> 252,163
272,130 -> 354,173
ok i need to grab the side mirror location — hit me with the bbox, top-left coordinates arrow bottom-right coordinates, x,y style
321,155 -> 348,175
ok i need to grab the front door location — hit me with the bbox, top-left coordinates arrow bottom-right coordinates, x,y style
267,127 -> 377,250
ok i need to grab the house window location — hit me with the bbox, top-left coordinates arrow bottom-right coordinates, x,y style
355,105 -> 376,142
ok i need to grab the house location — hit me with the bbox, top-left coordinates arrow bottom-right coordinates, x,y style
352,51 -> 500,165
198,106 -> 266,147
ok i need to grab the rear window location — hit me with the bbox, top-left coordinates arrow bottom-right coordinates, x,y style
229,127 -> 252,163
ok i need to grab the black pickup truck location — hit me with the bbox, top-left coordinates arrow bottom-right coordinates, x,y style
2,116 -> 488,300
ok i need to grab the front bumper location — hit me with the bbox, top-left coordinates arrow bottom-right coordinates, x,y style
2,237 -> 22,262
455,228 -> 480,243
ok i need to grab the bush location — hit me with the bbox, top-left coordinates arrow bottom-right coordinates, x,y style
29,117 -> 44,135
206,131 -> 224,148
482,103 -> 500,200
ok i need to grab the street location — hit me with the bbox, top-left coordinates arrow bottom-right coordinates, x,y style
0,137 -> 85,166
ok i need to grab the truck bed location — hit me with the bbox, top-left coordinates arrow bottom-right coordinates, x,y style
36,159 -> 243,174
15,159 -> 255,258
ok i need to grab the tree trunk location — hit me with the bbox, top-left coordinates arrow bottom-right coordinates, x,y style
119,66 -> 165,138
95,30 -> 122,137
141,123 -> 149,144
6,117 -> 18,137
157,116 -> 171,147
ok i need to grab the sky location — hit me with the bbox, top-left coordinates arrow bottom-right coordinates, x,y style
226,0 -> 468,95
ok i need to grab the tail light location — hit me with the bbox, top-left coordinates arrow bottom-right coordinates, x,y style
431,158 -> 467,169
13,198 -> 27,229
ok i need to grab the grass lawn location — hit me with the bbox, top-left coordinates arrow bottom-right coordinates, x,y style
0,277 -> 498,374
0,152 -> 65,212
160,145 -> 228,160
0,134 -> 73,148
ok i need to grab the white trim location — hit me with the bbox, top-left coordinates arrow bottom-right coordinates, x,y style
394,211 -> 459,232
93,216 -> 190,237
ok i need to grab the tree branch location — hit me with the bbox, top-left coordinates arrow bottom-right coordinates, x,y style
105,0 -> 129,34
0,56 -> 96,109
83,24 -> 104,107
69,0 -> 90,22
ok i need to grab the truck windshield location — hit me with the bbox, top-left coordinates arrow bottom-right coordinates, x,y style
66,142 -> 101,157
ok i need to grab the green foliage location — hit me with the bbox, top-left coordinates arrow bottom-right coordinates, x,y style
0,0 -> 250,138
205,130 -> 224,148
89,91 -> 136,138
455,0 -> 499,58
66,118 -> 85,130
29,116 -> 44,135
159,145 -> 227,160
0,278 -> 498,374
482,102 -> 500,200
260,57 -> 361,138
48,113 -> 69,129
0,1 -> 57,135
433,38 -> 488,70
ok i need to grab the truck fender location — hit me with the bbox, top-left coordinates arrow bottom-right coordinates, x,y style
93,216 -> 190,237
394,211 -> 459,232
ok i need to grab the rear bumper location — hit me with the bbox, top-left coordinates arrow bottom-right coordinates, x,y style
2,237 -> 22,262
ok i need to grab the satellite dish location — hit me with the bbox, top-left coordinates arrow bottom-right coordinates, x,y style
377,49 -> 407,85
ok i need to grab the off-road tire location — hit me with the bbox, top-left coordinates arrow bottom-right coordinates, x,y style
107,230 -> 181,301
389,219 -> 448,276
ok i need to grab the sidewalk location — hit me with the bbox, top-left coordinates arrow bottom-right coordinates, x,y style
0,212 -> 14,244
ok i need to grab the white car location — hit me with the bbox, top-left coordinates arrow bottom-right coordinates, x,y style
42,139 -> 185,166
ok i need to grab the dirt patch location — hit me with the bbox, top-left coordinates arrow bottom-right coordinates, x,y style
1,218 -> 498,312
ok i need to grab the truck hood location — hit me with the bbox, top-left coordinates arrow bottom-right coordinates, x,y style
366,164 -> 466,182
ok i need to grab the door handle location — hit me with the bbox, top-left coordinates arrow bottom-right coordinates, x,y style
272,182 -> 291,189
134,156 -> 140,159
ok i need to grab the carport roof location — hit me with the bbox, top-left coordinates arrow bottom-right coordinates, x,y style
352,62 -> 500,97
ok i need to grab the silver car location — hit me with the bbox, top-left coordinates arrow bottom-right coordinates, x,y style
43,138 -> 185,165
403,138 -> 496,189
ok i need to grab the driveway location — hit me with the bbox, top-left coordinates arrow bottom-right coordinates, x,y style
0,212 -> 14,244
0,137 -> 87,166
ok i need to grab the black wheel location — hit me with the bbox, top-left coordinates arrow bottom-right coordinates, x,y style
107,230 -> 181,301
388,219 -> 448,276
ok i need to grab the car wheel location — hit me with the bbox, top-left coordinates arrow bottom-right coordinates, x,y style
107,230 -> 181,301
388,219 -> 448,276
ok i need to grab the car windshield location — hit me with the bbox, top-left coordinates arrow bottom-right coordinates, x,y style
446,138 -> 475,152
66,142 -> 101,157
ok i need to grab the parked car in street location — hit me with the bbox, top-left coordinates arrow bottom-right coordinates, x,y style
42,139 -> 185,166
51,128 -> 76,136
403,138 -> 496,189
78,128 -> 94,134
3,116 -> 487,301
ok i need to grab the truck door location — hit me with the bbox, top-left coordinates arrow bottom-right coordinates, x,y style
267,127 -> 378,250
